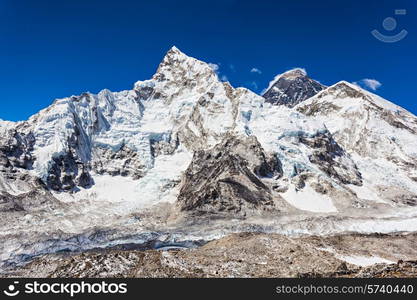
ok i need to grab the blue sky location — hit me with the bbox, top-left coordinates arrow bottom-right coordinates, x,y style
1,0 -> 416,121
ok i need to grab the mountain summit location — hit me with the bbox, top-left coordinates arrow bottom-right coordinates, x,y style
262,68 -> 326,107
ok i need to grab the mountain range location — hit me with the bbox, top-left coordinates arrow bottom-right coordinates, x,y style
1,47 -> 417,276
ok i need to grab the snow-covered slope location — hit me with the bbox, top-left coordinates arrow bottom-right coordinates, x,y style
296,81 -> 417,204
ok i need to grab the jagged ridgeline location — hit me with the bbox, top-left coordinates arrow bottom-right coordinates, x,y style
1,47 -> 417,271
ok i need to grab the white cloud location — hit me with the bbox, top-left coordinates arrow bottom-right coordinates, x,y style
251,81 -> 258,90
362,79 -> 382,90
355,78 -> 382,91
208,62 -> 230,82
208,63 -> 220,72
250,67 -> 262,74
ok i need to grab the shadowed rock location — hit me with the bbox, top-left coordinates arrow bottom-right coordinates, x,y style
263,69 -> 325,107
177,136 -> 282,215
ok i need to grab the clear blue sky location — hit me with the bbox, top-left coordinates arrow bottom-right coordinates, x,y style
1,0 -> 416,121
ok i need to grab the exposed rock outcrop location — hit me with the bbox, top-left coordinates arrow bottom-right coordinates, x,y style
92,145 -> 146,179
177,136 -> 281,214
299,130 -> 362,185
0,128 -> 34,172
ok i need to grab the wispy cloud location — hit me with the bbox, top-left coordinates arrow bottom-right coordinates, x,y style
229,64 -> 236,72
221,75 -> 228,82
250,67 -> 262,74
354,78 -> 382,91
208,63 -> 220,72
209,62 -> 230,82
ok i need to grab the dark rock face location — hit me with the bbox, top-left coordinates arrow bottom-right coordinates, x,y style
0,192 -> 25,212
45,121 -> 94,191
299,131 -> 362,186
46,152 -> 93,191
135,85 -> 155,101
263,69 -> 325,107
0,124 -> 92,193
0,130 -> 35,171
92,145 -> 146,179
0,125 -> 94,193
150,134 -> 179,157
0,187 -> 59,212
177,136 -> 282,215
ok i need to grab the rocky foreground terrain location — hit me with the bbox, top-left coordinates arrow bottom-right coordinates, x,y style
1,47 -> 417,277
4,232 -> 417,278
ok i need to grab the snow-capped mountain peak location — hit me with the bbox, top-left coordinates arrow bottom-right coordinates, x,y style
262,68 -> 326,107
296,80 -> 417,205
262,68 -> 307,94
152,46 -> 217,83
311,80 -> 411,114
316,80 -> 368,100
278,67 -> 307,79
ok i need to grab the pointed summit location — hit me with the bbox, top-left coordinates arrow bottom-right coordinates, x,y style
169,45 -> 180,52
303,80 -> 408,116
315,81 -> 369,100
332,80 -> 364,91
279,68 -> 307,79
165,45 -> 187,58
262,68 -> 326,107
158,46 -> 190,67
152,46 -> 218,84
